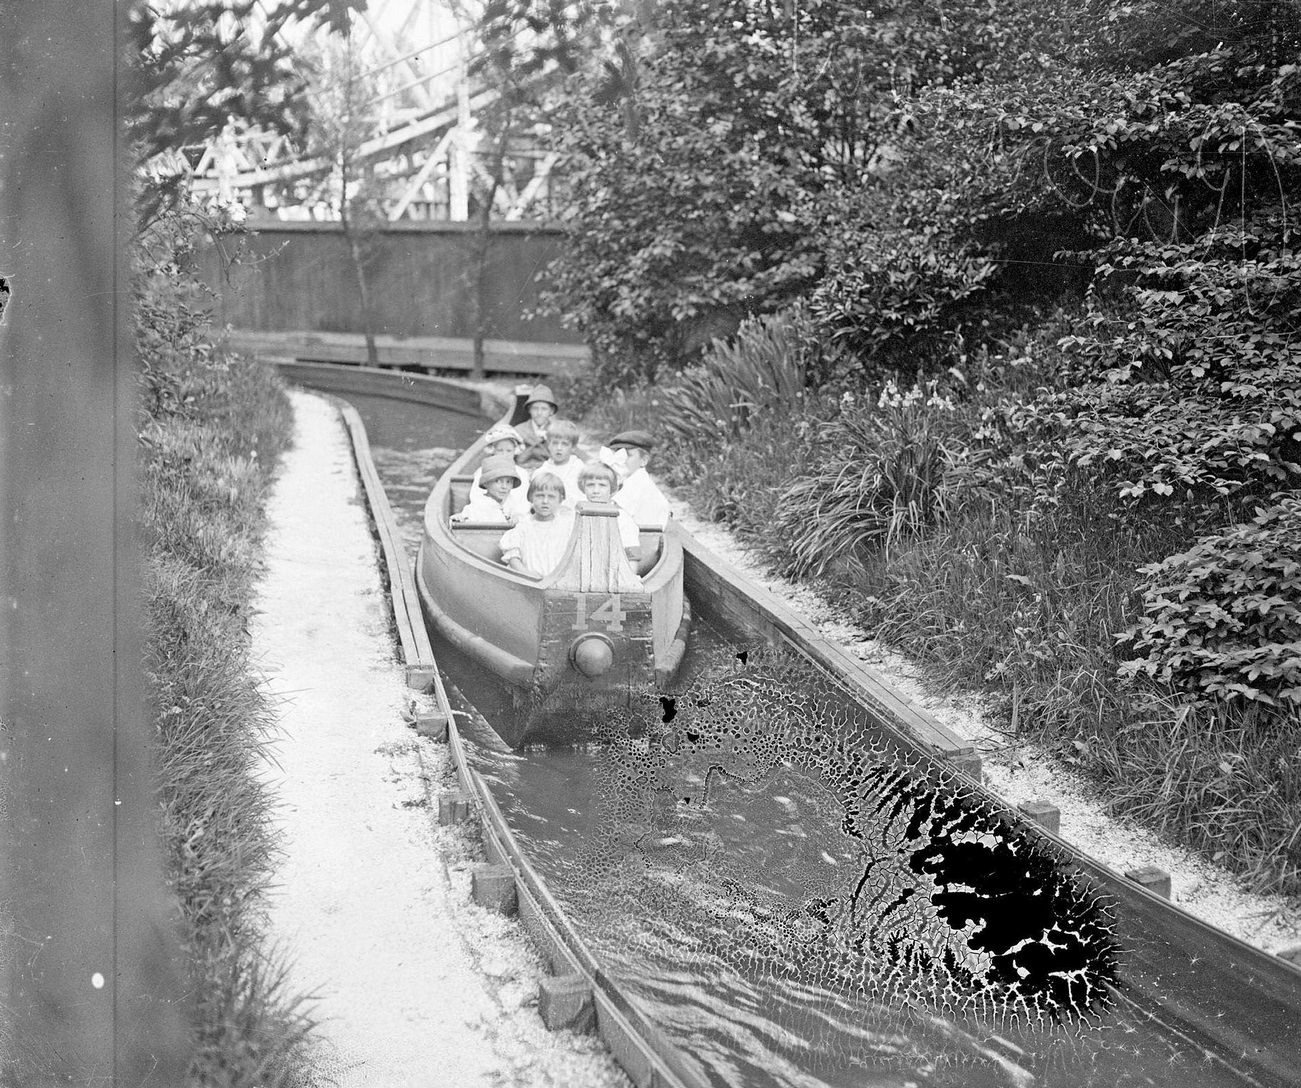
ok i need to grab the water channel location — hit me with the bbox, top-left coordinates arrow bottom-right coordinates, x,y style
342,389 -> 1284,1088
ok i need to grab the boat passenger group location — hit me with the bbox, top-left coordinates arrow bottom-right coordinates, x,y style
451,383 -> 672,579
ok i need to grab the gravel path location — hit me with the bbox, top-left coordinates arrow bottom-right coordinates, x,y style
251,390 -> 628,1088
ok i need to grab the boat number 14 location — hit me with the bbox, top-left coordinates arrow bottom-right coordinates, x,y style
573,594 -> 625,633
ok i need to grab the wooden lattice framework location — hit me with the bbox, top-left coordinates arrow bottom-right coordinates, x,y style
177,0 -> 563,222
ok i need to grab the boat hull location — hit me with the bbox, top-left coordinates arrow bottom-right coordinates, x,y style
416,405 -> 690,747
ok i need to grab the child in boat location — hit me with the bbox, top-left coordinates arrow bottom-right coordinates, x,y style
451,453 -> 526,524
499,472 -> 576,577
469,424 -> 531,515
578,461 -> 641,564
513,384 -> 557,469
534,418 -> 586,506
606,430 -> 672,528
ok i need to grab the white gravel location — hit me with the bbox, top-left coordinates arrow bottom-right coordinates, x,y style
251,390 -> 629,1088
671,502 -> 1301,960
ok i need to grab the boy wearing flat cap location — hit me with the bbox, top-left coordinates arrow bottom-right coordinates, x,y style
606,430 -> 672,528
514,384 -> 558,470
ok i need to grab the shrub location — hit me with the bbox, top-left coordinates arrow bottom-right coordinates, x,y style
1117,496 -> 1301,709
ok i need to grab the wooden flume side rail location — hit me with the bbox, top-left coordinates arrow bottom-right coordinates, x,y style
327,373 -> 707,1088
272,359 -> 514,419
233,329 -> 588,377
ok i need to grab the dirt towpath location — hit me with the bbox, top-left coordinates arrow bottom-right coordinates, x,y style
251,389 -> 627,1088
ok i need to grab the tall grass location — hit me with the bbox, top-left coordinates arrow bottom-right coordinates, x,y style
139,218 -> 315,1084
650,309 -> 1301,898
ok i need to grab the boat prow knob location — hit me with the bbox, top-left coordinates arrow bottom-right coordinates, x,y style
570,633 -> 615,677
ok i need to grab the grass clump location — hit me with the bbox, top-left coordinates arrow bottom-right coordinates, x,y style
138,205 -> 314,1085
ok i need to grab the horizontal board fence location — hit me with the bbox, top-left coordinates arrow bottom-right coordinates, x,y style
198,220 -> 588,375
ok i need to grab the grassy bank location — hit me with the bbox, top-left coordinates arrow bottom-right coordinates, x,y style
576,304 -> 1301,901
137,211 -> 314,1084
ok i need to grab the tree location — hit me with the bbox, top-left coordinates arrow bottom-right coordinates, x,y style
128,0 -> 366,222
542,0 -> 1071,381
457,0 -> 610,378
300,28 -> 387,368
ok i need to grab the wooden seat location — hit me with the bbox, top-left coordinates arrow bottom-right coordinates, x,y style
636,528 -> 663,575
449,522 -> 508,562
449,475 -> 475,517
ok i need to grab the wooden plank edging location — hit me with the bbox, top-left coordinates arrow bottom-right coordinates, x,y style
331,397 -> 438,689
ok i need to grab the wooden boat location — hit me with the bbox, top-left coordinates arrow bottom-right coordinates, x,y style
415,393 -> 691,747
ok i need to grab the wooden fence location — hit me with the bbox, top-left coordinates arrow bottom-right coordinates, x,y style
198,220 -> 588,375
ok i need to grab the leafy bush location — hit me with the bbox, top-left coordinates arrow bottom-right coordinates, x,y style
811,220 -> 998,371
659,305 -> 826,445
1117,497 -> 1301,708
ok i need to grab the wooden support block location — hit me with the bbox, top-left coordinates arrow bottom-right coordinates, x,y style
438,791 -> 472,826
415,710 -> 448,742
472,863 -> 518,915
538,973 -> 594,1033
405,663 -> 436,692
1276,945 -> 1301,968
482,832 -> 506,868
946,746 -> 982,780
1125,865 -> 1172,899
1017,800 -> 1061,835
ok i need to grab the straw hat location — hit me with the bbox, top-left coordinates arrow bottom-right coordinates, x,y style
483,423 -> 523,446
479,453 -> 523,487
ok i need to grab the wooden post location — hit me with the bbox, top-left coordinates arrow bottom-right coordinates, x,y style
449,70 -> 472,221
0,2 -> 191,1081
1017,800 -> 1061,835
471,863 -> 518,915
539,974 -> 595,1033
1126,865 -> 1172,899
438,790 -> 473,825
415,708 -> 449,742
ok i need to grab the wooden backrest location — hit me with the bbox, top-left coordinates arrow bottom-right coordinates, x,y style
449,475 -> 475,516
636,528 -> 663,576
450,523 -> 507,561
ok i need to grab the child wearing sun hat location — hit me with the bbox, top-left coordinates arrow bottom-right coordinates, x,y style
452,453 -> 527,523
470,423 -> 531,498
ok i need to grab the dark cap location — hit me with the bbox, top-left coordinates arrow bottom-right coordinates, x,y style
608,429 -> 655,451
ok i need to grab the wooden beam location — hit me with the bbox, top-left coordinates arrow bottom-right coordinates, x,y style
358,7 -> 435,111
190,88 -> 499,191
388,129 -> 455,221
504,152 -> 558,220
